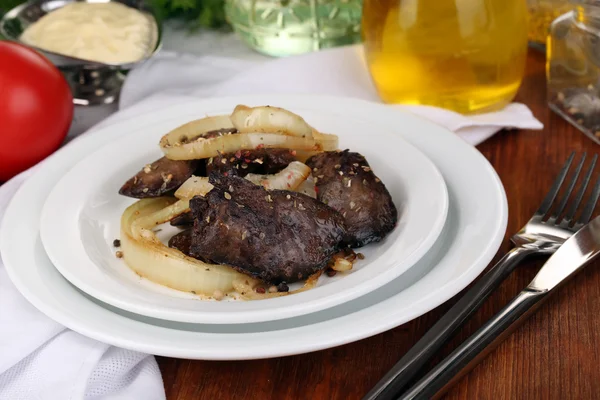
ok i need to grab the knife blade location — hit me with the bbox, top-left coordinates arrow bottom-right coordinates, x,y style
528,216 -> 600,291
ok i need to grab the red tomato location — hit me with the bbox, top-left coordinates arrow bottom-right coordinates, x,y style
0,42 -> 73,181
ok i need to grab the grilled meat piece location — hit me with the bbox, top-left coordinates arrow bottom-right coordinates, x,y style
306,150 -> 397,247
169,210 -> 194,227
119,157 -> 197,198
169,228 -> 213,263
183,128 -> 240,177
119,128 -> 237,198
206,148 -> 296,177
189,173 -> 346,284
168,229 -> 193,256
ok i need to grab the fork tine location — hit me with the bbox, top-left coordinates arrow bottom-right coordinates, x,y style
535,152 -> 575,218
562,154 -> 597,225
549,153 -> 586,221
578,174 -> 600,226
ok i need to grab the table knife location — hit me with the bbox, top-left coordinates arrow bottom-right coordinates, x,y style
396,214 -> 600,399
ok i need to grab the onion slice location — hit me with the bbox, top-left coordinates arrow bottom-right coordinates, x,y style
314,131 -> 339,151
231,105 -> 314,138
331,258 -> 353,272
233,271 -> 323,300
295,174 -> 317,199
130,197 -> 190,233
174,176 -> 213,200
328,249 -> 358,272
120,197 -> 245,297
294,132 -> 338,162
161,132 -> 317,161
245,161 -> 311,191
161,115 -> 234,146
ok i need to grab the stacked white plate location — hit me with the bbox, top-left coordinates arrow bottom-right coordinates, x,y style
0,95 -> 507,359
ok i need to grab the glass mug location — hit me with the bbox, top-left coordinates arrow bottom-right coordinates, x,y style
225,0 -> 363,57
361,0 -> 529,114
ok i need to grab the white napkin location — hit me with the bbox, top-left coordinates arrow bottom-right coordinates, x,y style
0,43 -> 543,400
0,157 -> 165,400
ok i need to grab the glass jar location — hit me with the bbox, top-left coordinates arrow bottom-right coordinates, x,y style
225,0 -> 363,57
547,1 -> 600,144
527,0 -> 571,50
361,0 -> 529,114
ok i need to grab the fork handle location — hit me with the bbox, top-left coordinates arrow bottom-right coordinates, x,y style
397,288 -> 548,399
363,246 -> 536,400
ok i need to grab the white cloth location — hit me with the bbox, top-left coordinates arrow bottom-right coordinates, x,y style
0,169 -> 165,400
0,106 -> 168,399
0,43 -> 543,400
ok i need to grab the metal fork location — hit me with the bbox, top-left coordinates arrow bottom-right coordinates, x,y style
365,152 -> 600,400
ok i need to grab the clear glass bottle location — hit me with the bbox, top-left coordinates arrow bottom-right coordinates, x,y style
547,1 -> 600,144
225,0 -> 363,57
361,0 -> 529,114
527,0 -> 571,50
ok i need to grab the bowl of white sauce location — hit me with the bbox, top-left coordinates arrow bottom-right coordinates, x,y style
1,0 -> 162,105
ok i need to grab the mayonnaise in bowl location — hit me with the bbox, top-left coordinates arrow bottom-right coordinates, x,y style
20,1 -> 158,65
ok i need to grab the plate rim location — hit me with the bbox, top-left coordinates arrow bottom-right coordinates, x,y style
38,101 -> 449,324
0,94 -> 507,360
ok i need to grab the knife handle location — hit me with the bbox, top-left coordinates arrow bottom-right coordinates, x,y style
363,246 -> 535,400
398,288 -> 548,400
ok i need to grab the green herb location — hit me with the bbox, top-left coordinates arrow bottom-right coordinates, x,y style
2,17 -> 22,38
1,0 -> 24,38
0,0 -> 23,16
149,0 -> 229,30
0,0 -> 229,34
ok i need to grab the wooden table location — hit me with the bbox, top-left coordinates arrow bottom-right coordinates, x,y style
157,49 -> 600,400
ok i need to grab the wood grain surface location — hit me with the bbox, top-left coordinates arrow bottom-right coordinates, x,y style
157,49 -> 600,400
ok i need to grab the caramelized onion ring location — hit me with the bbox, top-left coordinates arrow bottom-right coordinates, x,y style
331,257 -> 353,272
233,271 -> 323,300
314,131 -> 339,151
245,161 -> 311,191
120,198 -> 245,297
231,105 -> 314,138
295,174 -> 317,199
174,176 -> 213,200
161,115 -> 234,145
161,132 -> 317,161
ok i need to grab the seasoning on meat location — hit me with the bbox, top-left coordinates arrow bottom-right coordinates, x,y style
306,150 -> 397,247
169,210 -> 194,227
188,173 -> 346,284
206,148 -> 296,178
119,157 -> 197,198
167,229 -> 194,257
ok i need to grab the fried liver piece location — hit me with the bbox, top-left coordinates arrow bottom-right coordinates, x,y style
189,173 -> 346,284
119,128 -> 237,198
169,228 -> 214,264
306,150 -> 397,247
168,229 -> 193,256
206,148 -> 296,177
169,210 -> 194,227
119,157 -> 197,198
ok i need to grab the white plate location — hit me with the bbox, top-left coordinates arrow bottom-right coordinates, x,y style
39,101 -> 448,324
0,95 -> 507,359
